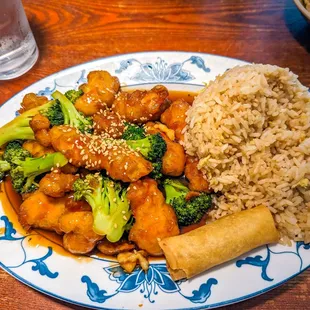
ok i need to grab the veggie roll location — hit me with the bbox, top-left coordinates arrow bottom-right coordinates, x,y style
159,205 -> 279,280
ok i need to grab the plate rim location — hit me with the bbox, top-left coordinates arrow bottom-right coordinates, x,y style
0,51 -> 309,310
0,50 -> 249,109
1,260 -> 308,310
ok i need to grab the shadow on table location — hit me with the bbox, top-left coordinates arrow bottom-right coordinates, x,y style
283,1 -> 310,53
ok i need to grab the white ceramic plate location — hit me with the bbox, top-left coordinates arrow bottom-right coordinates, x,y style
0,52 -> 309,309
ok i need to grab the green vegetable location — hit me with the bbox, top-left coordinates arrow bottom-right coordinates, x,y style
150,160 -> 163,180
73,174 -> 131,242
163,178 -> 212,226
9,151 -> 68,194
3,141 -> 32,165
0,100 -> 57,147
51,90 -> 93,133
124,130 -> 167,180
122,123 -> 146,140
41,100 -> 64,126
125,133 -> 166,162
65,89 -> 84,103
0,160 -> 11,181
125,132 -> 167,180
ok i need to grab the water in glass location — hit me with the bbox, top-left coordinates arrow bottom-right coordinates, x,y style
0,0 -> 38,80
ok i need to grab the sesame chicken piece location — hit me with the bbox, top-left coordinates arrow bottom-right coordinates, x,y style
63,233 -> 98,254
65,194 -> 92,212
74,89 -> 108,116
29,114 -> 51,147
60,163 -> 79,174
39,171 -> 79,198
93,110 -> 125,138
160,99 -> 190,142
34,129 -> 51,147
49,125 -> 153,182
18,93 -> 49,114
23,140 -> 54,157
145,122 -> 186,176
112,85 -> 170,123
184,156 -> 210,192
59,211 -> 103,254
19,191 -> 67,234
128,178 -> 179,256
75,70 -> 120,115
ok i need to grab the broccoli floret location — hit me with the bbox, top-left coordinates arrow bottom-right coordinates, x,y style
3,141 -> 31,165
73,174 -> 131,242
150,161 -> 163,180
0,160 -> 11,181
0,100 -> 57,147
125,133 -> 166,162
122,123 -> 146,140
163,179 -> 212,226
51,90 -> 93,133
41,100 -> 64,126
65,89 -> 84,103
124,132 -> 167,180
10,152 -> 68,194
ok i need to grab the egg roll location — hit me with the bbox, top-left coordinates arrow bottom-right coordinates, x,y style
159,205 -> 279,280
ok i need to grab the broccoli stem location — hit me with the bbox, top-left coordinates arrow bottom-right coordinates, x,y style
164,179 -> 189,204
0,160 -> 11,172
11,152 -> 68,193
20,152 -> 68,176
51,91 -> 92,133
0,127 -> 34,147
0,160 -> 11,180
0,100 -> 56,148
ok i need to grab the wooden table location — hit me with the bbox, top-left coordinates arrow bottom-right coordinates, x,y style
0,0 -> 309,309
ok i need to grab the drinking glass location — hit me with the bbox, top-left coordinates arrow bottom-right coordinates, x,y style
0,0 -> 39,80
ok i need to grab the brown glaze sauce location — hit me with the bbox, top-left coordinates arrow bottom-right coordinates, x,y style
0,90 -> 198,262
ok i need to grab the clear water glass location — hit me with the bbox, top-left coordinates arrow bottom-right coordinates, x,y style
0,0 -> 39,80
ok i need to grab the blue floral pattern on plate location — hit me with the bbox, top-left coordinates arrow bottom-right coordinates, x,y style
236,243 -> 310,282
82,265 -> 218,304
115,56 -> 210,82
0,216 -> 58,279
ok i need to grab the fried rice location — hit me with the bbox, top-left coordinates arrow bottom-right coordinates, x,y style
184,64 -> 310,244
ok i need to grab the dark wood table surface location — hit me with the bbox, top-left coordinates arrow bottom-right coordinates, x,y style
0,0 -> 309,309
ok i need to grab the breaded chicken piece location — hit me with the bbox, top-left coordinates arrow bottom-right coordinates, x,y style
23,140 -> 54,157
65,194 -> 92,212
74,89 -> 108,116
145,122 -> 186,176
60,163 -> 79,174
184,156 -> 210,192
39,171 -> 79,198
97,239 -> 136,256
75,70 -> 120,115
93,110 -> 125,138
128,178 -> 179,256
63,233 -> 97,254
19,191 -> 67,234
59,211 -> 103,254
112,85 -> 170,123
49,125 -> 153,182
18,93 -> 49,114
160,99 -> 190,141
29,114 -> 51,147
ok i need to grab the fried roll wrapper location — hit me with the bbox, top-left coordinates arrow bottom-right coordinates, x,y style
159,205 -> 279,280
